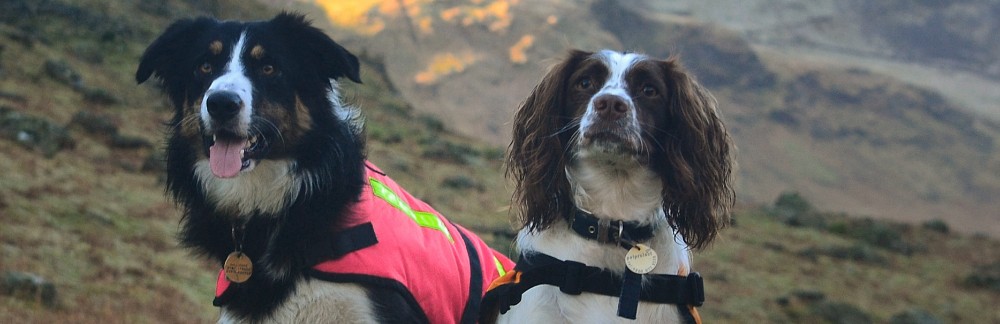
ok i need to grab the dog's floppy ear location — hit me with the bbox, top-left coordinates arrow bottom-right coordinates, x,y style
655,58 -> 735,250
136,17 -> 217,84
270,12 -> 361,84
507,50 -> 593,232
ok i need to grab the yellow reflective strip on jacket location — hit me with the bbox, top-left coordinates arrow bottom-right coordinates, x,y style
413,211 -> 453,242
492,255 -> 507,277
370,177 -> 453,242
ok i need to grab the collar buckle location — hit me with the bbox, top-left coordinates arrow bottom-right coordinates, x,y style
571,209 -> 655,249
614,220 -> 624,248
597,218 -> 611,244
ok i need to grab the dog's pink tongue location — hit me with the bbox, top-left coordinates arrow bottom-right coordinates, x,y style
209,138 -> 244,178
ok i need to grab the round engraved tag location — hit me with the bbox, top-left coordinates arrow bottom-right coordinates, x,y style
625,244 -> 658,274
224,252 -> 253,283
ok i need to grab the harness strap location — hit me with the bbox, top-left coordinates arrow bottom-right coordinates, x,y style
213,222 -> 379,307
453,223 -> 483,324
480,253 -> 704,323
301,222 -> 379,267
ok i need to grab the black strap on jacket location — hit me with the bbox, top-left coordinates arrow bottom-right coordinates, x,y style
214,223 -> 381,307
453,221 -> 484,324
300,222 -> 380,267
480,252 -> 704,322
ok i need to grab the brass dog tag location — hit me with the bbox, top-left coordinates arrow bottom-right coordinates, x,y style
224,252 -> 253,283
625,244 -> 658,274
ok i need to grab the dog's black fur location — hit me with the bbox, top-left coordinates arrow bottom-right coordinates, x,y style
136,13 -> 418,321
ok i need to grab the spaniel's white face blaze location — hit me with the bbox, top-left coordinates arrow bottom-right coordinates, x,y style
577,51 -> 643,158
568,51 -> 674,169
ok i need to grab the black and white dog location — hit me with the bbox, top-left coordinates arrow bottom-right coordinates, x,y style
483,50 -> 734,323
137,13 -> 511,323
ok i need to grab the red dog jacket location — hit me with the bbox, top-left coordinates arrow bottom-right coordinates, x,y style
215,162 -> 514,323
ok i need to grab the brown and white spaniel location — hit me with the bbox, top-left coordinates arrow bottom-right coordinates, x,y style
484,50 -> 735,323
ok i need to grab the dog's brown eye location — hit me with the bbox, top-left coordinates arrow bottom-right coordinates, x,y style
199,63 -> 213,74
642,85 -> 658,97
261,65 -> 275,76
578,78 -> 593,90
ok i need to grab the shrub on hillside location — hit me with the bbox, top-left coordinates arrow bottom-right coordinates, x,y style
418,114 -> 445,133
962,261 -> 1000,293
770,191 -> 827,228
889,308 -> 943,324
68,111 -> 151,149
420,137 -> 481,165
441,175 -> 484,192
810,301 -> 873,324
767,192 -> 922,255
773,191 -> 812,215
827,218 -> 919,255
367,122 -> 405,144
777,289 -> 873,324
798,244 -> 888,265
1,271 -> 58,308
0,106 -> 74,157
921,219 -> 949,234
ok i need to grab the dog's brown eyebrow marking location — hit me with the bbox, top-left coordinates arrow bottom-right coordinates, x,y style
251,45 -> 266,59
209,40 -> 223,55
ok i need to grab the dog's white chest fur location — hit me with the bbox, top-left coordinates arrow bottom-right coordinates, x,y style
195,159 -> 301,216
501,289 -> 683,324
502,163 -> 693,323
218,280 -> 377,324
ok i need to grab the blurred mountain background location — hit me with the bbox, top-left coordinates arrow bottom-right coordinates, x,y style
309,0 -> 1000,236
1,0 -> 997,322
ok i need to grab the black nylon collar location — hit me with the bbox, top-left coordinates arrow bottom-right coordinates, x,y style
569,209 -> 657,248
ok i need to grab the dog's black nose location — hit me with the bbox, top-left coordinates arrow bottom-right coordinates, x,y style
593,94 -> 628,120
206,91 -> 242,121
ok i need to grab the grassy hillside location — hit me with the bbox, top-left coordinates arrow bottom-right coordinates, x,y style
0,1 -> 271,322
702,196 -> 1000,322
0,1 -> 510,322
1,0 -> 998,323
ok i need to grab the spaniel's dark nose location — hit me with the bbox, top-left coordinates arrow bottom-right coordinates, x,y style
206,91 -> 242,121
593,94 -> 628,120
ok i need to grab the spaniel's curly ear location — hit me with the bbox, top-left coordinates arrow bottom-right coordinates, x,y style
655,58 -> 736,250
507,50 -> 593,231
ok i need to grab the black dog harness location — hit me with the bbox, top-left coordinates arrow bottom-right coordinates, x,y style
480,210 -> 704,323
